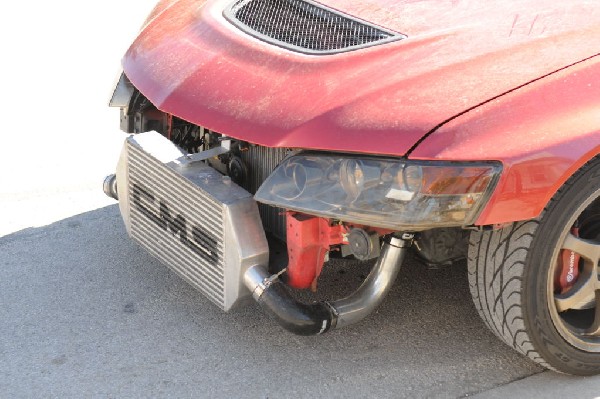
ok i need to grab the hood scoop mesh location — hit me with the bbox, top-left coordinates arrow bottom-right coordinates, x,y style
225,0 -> 404,54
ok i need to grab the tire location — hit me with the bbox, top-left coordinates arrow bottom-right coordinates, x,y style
468,156 -> 600,375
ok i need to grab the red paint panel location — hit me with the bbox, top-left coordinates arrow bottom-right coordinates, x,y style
123,0 -> 600,157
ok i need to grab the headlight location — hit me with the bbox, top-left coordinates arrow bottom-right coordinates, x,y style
255,154 -> 502,230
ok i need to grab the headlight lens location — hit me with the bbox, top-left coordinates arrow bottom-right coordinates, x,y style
255,155 -> 502,230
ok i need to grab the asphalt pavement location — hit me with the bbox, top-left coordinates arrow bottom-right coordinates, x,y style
0,202 -> 543,398
1,1 -> 600,398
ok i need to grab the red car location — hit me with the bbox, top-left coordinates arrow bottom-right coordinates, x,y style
107,0 -> 600,375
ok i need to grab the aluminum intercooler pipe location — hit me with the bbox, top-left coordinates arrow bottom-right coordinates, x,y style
243,234 -> 413,336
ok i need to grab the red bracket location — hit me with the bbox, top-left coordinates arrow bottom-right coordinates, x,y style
285,212 -> 347,290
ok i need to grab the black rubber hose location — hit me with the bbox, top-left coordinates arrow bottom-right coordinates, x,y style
257,281 -> 337,336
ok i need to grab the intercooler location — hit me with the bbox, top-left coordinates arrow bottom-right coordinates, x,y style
115,132 -> 269,311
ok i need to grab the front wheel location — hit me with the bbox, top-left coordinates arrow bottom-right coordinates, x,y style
468,157 -> 600,375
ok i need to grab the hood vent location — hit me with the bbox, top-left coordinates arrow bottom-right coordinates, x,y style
225,0 -> 404,54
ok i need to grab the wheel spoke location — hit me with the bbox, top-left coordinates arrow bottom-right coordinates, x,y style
555,270 -> 597,312
562,233 -> 600,264
584,291 -> 600,336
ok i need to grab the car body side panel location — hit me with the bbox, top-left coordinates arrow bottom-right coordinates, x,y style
123,0 -> 600,157
410,56 -> 600,226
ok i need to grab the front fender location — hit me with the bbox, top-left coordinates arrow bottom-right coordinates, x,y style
409,55 -> 600,226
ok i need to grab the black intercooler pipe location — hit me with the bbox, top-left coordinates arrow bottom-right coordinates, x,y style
257,282 -> 337,335
243,234 -> 413,336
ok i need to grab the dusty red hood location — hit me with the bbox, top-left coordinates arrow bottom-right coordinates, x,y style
123,0 -> 600,156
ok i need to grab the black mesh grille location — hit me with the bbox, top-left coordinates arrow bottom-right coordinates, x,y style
226,0 -> 402,54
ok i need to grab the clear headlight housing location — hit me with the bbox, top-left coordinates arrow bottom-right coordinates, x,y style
255,154 -> 502,230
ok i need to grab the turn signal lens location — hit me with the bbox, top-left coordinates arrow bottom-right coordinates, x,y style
421,167 -> 494,195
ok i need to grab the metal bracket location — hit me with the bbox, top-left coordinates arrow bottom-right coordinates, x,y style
179,146 -> 229,164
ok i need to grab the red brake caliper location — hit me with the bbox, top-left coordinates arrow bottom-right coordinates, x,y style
555,226 -> 581,294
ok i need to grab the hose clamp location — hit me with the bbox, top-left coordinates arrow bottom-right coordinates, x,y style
250,268 -> 287,300
388,233 -> 414,248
